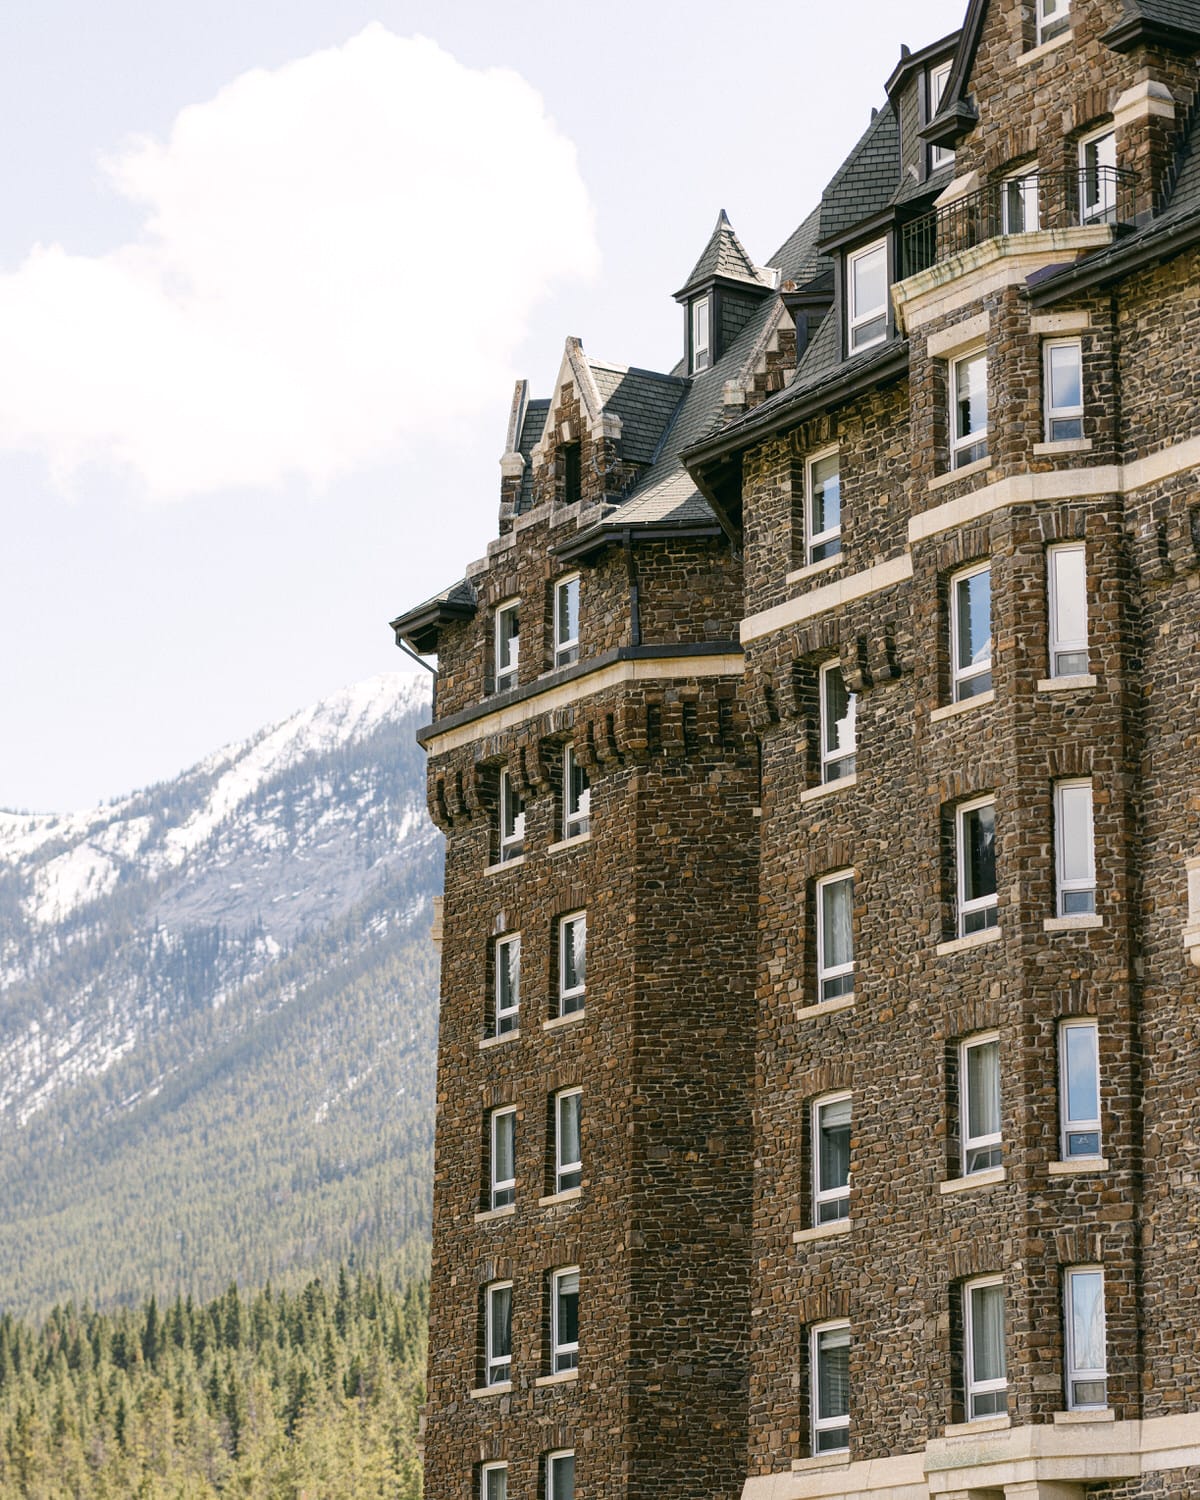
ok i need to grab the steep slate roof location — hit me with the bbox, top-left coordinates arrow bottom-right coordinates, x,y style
389,576 -> 477,647
1103,0 -> 1200,43
818,106 -> 901,243
516,399 -> 549,513
676,210 -> 769,296
588,363 -> 688,464
772,204 -> 829,286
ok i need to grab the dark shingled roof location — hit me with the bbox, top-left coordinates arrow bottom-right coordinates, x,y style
771,204 -> 829,287
516,399 -> 549,513
1113,0 -> 1200,33
676,210 -> 768,297
818,106 -> 900,243
589,364 -> 688,465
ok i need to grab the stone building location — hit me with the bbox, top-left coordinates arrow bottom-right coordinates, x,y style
390,1 -> 1200,1497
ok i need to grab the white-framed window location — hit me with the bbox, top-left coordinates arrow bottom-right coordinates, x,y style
950,561 -> 992,702
1055,779 -> 1096,916
816,871 -> 855,1002
555,1087 -> 582,1192
563,746 -> 590,839
481,1462 -> 507,1500
806,447 -> 842,564
1044,339 -> 1084,441
1037,0 -> 1071,45
495,600 -> 519,693
950,347 -> 988,468
495,933 -> 520,1035
1079,128 -> 1117,225
811,1321 -> 850,1453
691,296 -> 711,373
1059,1019 -> 1102,1159
960,1033 -> 1002,1175
1000,169 -> 1039,234
551,1267 -> 580,1372
490,1107 -> 516,1210
1064,1267 -> 1107,1410
546,1451 -> 575,1500
499,771 -> 524,863
554,575 -> 580,668
929,60 -> 954,170
819,661 -> 856,782
813,1093 -> 851,1225
558,911 -> 586,1015
1047,543 -> 1089,677
485,1281 -> 512,1387
964,1276 -> 1007,1419
956,796 -> 998,936
847,239 -> 888,352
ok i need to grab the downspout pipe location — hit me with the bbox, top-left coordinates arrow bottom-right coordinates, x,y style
394,636 -> 439,717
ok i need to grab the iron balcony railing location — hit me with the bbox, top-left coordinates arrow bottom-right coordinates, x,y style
900,166 -> 1137,279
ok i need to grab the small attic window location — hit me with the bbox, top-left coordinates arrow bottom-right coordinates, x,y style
691,296 -> 711,373
929,61 -> 954,171
562,442 -> 582,506
1036,0 -> 1070,45
847,240 -> 888,353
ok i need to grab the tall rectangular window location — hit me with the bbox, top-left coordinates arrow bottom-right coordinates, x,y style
499,771 -> 524,863
554,575 -> 580,668
848,240 -> 888,352
563,746 -> 590,839
1000,170 -> 1039,234
1044,339 -> 1084,441
485,1281 -> 512,1387
547,1452 -> 575,1500
813,1093 -> 851,1225
495,601 -> 519,693
950,562 -> 992,701
806,448 -> 842,563
1064,1268 -> 1107,1410
495,934 -> 520,1036
555,1088 -> 582,1193
1055,779 -> 1096,916
551,1268 -> 580,1372
820,662 -> 856,782
562,443 -> 582,506
1079,129 -> 1117,225
816,871 -> 855,1002
691,296 -> 711,372
489,1107 -> 516,1210
964,1277 -> 1007,1419
950,348 -> 988,468
929,61 -> 954,171
558,912 -> 586,1015
811,1322 -> 850,1453
1037,0 -> 1070,43
960,1033 -> 1002,1175
1060,1019 -> 1101,1159
481,1464 -> 507,1500
957,797 -> 998,936
1047,543 -> 1089,677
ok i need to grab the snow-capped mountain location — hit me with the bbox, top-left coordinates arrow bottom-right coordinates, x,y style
0,673 -> 440,1317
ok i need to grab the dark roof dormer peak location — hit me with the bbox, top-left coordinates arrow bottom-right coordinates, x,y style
674,209 -> 772,301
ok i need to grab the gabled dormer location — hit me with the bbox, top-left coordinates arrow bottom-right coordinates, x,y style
886,31 -> 962,187
674,211 -> 774,374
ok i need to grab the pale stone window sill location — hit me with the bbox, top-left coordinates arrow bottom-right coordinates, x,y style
1044,914 -> 1103,932
940,1165 -> 1006,1195
791,1451 -> 850,1472
929,455 -> 992,492
538,1187 -> 582,1208
1048,1157 -> 1109,1175
800,773 -> 858,804
1054,1407 -> 1115,1424
795,995 -> 855,1022
469,1382 -> 512,1400
785,554 -> 842,586
936,926 -> 1001,957
543,1009 -> 585,1032
1016,29 -> 1071,66
485,855 -> 525,876
1037,673 -> 1097,693
931,688 -> 995,723
534,1368 -> 579,1388
793,1219 -> 852,1244
1033,437 -> 1093,456
480,1029 -> 519,1050
944,1414 -> 1011,1437
473,1204 -> 516,1223
547,832 -> 591,855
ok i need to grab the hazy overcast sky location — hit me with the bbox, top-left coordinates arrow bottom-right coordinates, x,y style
0,0 -> 966,812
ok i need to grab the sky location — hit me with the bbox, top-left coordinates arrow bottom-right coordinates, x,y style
0,0 -> 966,813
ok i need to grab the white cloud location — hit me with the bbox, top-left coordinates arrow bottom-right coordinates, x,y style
0,27 -> 599,498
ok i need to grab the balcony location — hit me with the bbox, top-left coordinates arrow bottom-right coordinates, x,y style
900,168 -> 1137,279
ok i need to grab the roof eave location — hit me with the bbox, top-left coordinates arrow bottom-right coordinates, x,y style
551,520 -> 725,564
817,206 -> 902,257
672,271 -> 774,304
389,599 -> 475,656
1100,16 -> 1200,51
1028,207 -> 1200,305
920,97 -> 979,149
885,30 -> 962,99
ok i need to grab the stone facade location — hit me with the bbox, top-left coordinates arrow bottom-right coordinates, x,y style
392,2 -> 1200,1497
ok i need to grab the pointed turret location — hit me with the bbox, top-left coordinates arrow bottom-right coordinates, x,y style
674,210 -> 774,374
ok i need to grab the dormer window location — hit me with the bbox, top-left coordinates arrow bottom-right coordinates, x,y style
929,61 -> 954,171
691,296 -> 711,373
495,600 -> 519,693
1036,0 -> 1070,45
847,240 -> 888,353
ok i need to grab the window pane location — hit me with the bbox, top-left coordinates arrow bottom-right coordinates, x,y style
556,1271 -> 580,1348
1058,783 -> 1094,885
822,666 -> 855,761
821,877 -> 854,971
549,1454 -> 575,1500
557,578 -> 579,648
562,917 -> 586,992
966,1041 -> 1000,1141
955,570 -> 992,677
497,940 -> 519,1017
954,353 -> 987,440
962,804 -> 996,904
494,1112 -> 514,1184
1070,1271 -> 1105,1371
1050,546 -> 1088,658
853,244 -> 886,320
559,1093 -> 581,1178
1065,1025 -> 1100,1124
971,1283 -> 1005,1384
484,1469 -> 507,1500
1048,343 -> 1081,411
810,454 -> 841,541
490,1286 -> 511,1360
818,1099 -> 851,1194
817,1326 -> 850,1420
